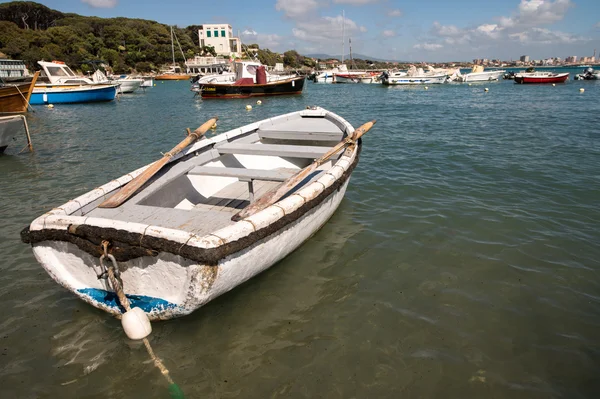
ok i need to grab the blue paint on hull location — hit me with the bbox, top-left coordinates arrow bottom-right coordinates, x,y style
30,85 -> 117,105
77,288 -> 178,314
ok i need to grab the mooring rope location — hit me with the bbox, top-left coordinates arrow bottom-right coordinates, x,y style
15,85 -> 34,112
101,241 -> 185,398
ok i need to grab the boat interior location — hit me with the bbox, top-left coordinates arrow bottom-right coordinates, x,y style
85,112 -> 350,236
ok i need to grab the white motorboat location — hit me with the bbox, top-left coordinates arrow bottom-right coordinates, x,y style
574,67 -> 600,80
22,107 -> 374,320
381,66 -> 447,85
452,65 -> 505,82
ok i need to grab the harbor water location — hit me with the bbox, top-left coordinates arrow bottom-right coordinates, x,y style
1,74 -> 600,398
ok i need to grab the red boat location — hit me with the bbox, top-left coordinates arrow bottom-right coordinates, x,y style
514,72 -> 569,84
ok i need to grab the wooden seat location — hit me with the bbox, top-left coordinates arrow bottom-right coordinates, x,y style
188,166 -> 295,182
257,130 -> 342,142
187,166 -> 297,201
216,142 -> 330,159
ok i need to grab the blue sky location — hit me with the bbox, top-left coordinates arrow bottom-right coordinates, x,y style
19,0 -> 600,61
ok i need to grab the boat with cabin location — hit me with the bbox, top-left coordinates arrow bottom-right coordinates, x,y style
381,66 -> 448,85
30,61 -> 118,104
21,107 -> 374,320
197,61 -> 305,98
452,65 -> 505,82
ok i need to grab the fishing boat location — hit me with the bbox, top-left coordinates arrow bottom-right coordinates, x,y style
198,61 -> 305,98
0,114 -> 30,153
514,71 -> 569,84
381,67 -> 448,85
21,107 -> 374,320
155,26 -> 191,80
452,65 -> 505,82
30,61 -> 118,104
0,71 -> 39,113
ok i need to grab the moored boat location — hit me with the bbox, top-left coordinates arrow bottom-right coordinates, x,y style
514,71 -> 569,84
381,68 -> 447,85
21,107 -> 373,320
31,60 -> 118,104
574,67 -> 600,80
0,71 -> 39,113
198,61 -> 304,98
0,114 -> 29,153
453,65 -> 505,82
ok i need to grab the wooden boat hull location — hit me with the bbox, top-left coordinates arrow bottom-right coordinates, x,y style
0,115 -> 26,152
30,84 -> 117,104
514,73 -> 569,84
0,71 -> 39,113
22,108 -> 360,320
155,74 -> 191,80
200,77 -> 305,99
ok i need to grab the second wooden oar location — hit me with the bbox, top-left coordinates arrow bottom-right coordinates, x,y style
232,120 -> 376,221
99,117 -> 218,208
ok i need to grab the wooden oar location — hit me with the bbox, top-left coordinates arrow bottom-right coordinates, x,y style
232,120 -> 375,222
99,116 -> 218,208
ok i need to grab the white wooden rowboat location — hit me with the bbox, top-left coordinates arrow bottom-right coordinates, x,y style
22,107 -> 365,320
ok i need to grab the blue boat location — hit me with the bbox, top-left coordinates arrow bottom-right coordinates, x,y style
30,84 -> 117,105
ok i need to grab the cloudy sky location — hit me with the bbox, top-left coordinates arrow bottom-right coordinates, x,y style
35,0 -> 600,61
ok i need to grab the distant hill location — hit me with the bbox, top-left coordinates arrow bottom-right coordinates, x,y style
305,53 -> 395,62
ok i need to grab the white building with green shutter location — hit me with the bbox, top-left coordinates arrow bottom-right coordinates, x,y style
198,24 -> 242,57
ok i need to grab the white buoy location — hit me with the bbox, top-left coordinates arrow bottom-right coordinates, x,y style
552,83 -> 556,87
246,104 -> 252,110
468,83 -> 472,86
256,100 -> 262,105
47,104 -> 54,108
484,88 -> 489,92
121,307 -> 152,340
424,86 -> 428,90
580,88 -> 585,93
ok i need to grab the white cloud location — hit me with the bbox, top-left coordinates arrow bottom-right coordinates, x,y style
243,29 -> 257,36
388,9 -> 402,17
240,29 -> 283,49
275,0 -> 319,18
413,43 -> 443,51
382,30 -> 396,37
425,0 -> 580,50
81,0 -> 117,8
595,22 -> 600,29
494,0 -> 573,30
292,15 -> 366,42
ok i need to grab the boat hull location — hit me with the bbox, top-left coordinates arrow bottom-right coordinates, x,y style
30,85 -> 117,104
0,115 -> 25,152
200,77 -> 305,99
155,74 -> 191,80
514,73 -> 569,84
383,74 -> 447,85
30,178 -> 351,319
461,70 -> 505,82
116,79 -> 143,93
0,71 -> 39,113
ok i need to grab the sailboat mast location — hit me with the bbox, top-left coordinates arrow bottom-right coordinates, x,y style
170,26 -> 176,67
341,10 -> 345,64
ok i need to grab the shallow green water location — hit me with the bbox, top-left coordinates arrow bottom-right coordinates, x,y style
1,73 -> 600,398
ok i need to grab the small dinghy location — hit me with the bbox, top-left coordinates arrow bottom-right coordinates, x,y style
22,107 -> 374,320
